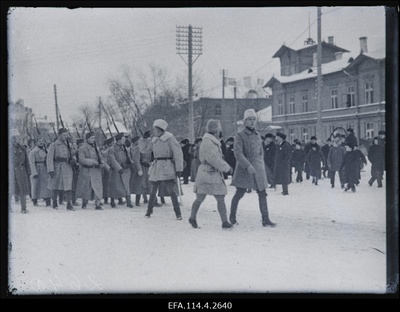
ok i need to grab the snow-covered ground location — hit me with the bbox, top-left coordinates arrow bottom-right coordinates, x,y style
8,163 -> 387,294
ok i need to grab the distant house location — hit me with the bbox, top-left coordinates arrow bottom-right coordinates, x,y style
264,36 -> 385,144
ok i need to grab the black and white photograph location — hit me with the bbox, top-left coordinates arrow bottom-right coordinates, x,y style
3,4 -> 398,298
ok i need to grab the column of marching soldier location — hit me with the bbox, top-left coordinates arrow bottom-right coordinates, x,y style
10,109 -> 385,229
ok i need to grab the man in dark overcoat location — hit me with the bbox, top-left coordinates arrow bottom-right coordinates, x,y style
274,132 -> 292,195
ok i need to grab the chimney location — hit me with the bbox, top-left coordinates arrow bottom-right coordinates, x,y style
313,52 -> 317,67
359,37 -> 368,53
335,52 -> 343,60
328,36 -> 334,45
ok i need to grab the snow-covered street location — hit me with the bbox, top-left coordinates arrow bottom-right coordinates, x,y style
8,163 -> 386,294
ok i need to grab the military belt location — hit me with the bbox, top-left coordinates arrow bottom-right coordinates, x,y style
55,157 -> 68,162
155,157 -> 172,160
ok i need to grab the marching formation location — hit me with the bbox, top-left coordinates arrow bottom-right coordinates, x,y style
10,109 -> 386,230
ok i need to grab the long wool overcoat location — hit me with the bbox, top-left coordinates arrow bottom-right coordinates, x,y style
46,139 -> 74,191
29,146 -> 52,199
139,132 -> 183,182
12,143 -> 31,196
75,143 -> 109,200
231,128 -> 268,191
274,140 -> 292,185
108,143 -> 131,198
194,133 -> 230,195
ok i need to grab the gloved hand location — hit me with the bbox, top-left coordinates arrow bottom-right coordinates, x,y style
48,171 -> 55,178
143,130 -> 152,139
247,165 -> 256,174
176,171 -> 182,178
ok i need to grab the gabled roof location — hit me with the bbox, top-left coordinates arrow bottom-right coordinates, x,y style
264,54 -> 355,86
272,42 -> 349,58
346,49 -> 385,71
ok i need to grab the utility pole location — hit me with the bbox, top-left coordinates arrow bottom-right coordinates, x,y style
233,84 -> 237,133
53,84 -> 60,130
176,25 -> 203,143
316,7 -> 324,141
98,96 -> 102,128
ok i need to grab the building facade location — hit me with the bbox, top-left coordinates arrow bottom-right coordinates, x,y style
265,37 -> 385,145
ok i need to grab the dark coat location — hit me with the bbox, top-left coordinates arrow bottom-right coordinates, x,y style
75,143 -> 108,200
263,141 -> 276,170
46,139 -> 74,191
306,148 -> 325,178
327,145 -> 346,172
224,144 -> 236,173
231,128 -> 268,191
108,143 -> 131,198
182,143 -> 192,176
340,150 -> 359,185
28,146 -> 52,199
291,149 -> 306,172
274,140 -> 292,185
368,144 -> 384,175
12,143 -> 31,196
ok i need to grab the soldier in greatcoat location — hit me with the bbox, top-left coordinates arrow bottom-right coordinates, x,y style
46,128 -> 77,210
101,137 -> 114,204
274,132 -> 292,195
229,109 -> 275,227
138,119 -> 184,219
10,129 -> 31,213
108,132 -> 133,208
28,137 -> 52,206
75,132 -> 109,209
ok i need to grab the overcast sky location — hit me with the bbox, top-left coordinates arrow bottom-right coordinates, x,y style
8,6 -> 386,123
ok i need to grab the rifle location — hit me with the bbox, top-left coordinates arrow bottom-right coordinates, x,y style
58,111 -> 73,162
74,123 -> 81,139
109,111 -> 132,165
52,126 -> 58,141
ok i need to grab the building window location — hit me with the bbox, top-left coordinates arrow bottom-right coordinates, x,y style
302,127 -> 309,142
366,122 -> 374,139
215,103 -> 222,116
277,95 -> 284,115
331,88 -> 339,109
289,129 -> 296,144
301,93 -> 308,112
365,82 -> 374,104
347,85 -> 355,107
288,95 -> 295,114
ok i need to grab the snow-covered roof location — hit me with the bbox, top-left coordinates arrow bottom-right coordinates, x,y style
273,41 -> 349,58
257,106 -> 272,123
265,54 -> 355,86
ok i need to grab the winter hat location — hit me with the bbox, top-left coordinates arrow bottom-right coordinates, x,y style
345,142 -> 354,150
347,128 -> 354,133
194,137 -> 203,144
243,109 -> 257,120
85,131 -> 95,140
115,132 -> 124,141
10,128 -> 20,137
206,119 -> 222,133
58,128 -> 68,135
153,119 -> 168,131
310,136 -> 317,141
181,139 -> 190,145
264,133 -> 274,139
276,132 -> 286,140
76,138 -> 84,144
378,130 -> 385,135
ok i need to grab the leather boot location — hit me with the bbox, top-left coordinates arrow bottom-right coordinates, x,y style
126,196 -> 133,208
